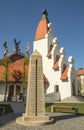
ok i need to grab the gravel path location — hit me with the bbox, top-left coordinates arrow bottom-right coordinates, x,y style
0,113 -> 84,130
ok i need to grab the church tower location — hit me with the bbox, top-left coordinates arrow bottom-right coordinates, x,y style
33,9 -> 78,101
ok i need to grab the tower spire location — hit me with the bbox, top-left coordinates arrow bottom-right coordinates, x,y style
34,9 -> 49,40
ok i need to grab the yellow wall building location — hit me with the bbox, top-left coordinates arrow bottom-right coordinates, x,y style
76,68 -> 84,96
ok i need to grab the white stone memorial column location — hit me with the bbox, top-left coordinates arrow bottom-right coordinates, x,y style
16,50 -> 54,126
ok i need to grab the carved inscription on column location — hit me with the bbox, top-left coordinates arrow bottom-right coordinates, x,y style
26,50 -> 46,117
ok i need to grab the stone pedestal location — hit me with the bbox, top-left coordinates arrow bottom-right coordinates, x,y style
16,50 -> 54,126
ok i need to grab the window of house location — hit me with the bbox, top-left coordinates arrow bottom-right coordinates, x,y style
16,85 -> 20,95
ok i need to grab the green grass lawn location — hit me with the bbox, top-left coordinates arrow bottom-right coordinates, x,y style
46,103 -> 84,114
0,104 -> 13,114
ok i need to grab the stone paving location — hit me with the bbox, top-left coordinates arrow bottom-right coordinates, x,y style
0,100 -> 84,130
0,112 -> 84,130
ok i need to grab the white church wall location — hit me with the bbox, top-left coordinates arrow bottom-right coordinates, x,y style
34,38 -> 48,57
60,79 -> 72,100
34,33 -> 73,100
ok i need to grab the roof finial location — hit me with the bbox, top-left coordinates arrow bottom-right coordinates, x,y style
42,9 -> 48,19
42,9 -> 48,16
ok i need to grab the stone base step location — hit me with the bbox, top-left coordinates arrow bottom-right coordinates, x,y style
45,92 -> 60,103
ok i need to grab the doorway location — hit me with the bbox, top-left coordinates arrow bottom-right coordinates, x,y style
9,85 -> 14,96
8,85 -> 14,101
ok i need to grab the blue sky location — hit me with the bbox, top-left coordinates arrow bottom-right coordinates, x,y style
0,0 -> 84,70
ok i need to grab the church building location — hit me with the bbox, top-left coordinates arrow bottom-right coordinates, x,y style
0,9 -> 78,102
34,9 -> 78,101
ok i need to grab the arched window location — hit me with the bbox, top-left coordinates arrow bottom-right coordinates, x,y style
54,85 -> 59,93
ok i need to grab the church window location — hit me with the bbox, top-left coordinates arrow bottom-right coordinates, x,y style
54,85 -> 59,93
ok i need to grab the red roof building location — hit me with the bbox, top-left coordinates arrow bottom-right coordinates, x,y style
0,52 -> 48,102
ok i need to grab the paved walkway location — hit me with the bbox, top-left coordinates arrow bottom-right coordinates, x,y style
0,101 -> 84,130
0,113 -> 84,130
